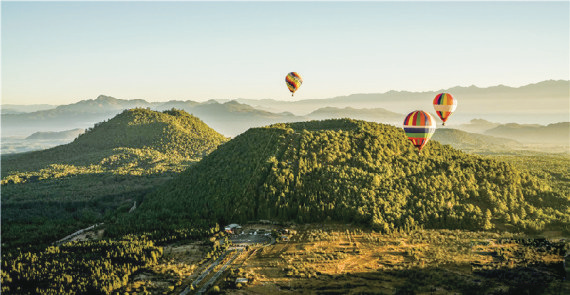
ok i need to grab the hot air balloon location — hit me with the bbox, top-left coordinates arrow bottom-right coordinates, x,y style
285,72 -> 303,96
433,93 -> 457,126
403,110 -> 437,155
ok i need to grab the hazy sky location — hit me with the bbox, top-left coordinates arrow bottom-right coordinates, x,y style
2,1 -> 569,105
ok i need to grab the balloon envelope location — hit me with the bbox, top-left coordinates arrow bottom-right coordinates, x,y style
433,93 -> 457,125
285,72 -> 303,96
403,110 -> 437,153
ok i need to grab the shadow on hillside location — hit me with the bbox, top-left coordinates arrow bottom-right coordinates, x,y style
1,172 -> 173,251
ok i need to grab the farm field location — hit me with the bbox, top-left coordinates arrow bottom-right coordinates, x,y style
211,225 -> 567,294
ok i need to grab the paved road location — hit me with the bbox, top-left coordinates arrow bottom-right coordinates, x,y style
179,233 -> 274,294
196,249 -> 243,295
180,251 -> 230,295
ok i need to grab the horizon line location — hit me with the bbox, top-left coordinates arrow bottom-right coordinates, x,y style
2,79 -> 568,106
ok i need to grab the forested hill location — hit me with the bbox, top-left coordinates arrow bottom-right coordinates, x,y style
1,108 -> 227,178
127,119 -> 569,234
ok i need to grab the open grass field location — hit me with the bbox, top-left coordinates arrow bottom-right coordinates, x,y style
214,225 -> 567,295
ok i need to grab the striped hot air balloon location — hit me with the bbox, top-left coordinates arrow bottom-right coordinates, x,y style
285,72 -> 303,96
433,93 -> 457,126
403,110 -> 437,154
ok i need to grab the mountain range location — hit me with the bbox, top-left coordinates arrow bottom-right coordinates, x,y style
0,95 -> 304,138
1,80 -> 568,148
484,122 -> 569,144
1,104 -> 55,114
235,80 -> 569,123
431,128 -> 520,152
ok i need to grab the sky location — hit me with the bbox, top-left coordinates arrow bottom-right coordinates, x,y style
2,1 -> 569,105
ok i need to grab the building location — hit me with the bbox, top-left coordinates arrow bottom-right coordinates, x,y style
224,223 -> 242,234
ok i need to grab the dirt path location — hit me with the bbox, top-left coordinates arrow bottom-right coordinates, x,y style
53,223 -> 104,245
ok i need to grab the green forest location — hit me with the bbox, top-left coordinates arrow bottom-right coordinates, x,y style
125,119 -> 570,235
1,225 -> 222,294
1,108 -> 227,250
2,108 -> 227,179
1,115 -> 568,294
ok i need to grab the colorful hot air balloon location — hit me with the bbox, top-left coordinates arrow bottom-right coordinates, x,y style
285,72 -> 303,96
403,110 -> 437,154
433,93 -> 457,126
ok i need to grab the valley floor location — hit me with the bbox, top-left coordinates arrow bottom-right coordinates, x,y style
121,224 -> 568,295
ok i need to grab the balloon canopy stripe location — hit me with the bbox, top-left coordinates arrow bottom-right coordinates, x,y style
408,138 -> 428,149
405,133 -> 435,140
404,127 -> 436,134
285,72 -> 303,95
286,79 -> 297,88
433,104 -> 456,112
291,72 -> 302,80
433,93 -> 455,106
403,110 -> 436,153
433,93 -> 457,124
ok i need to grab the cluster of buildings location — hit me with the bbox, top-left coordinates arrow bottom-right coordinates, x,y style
224,223 -> 242,234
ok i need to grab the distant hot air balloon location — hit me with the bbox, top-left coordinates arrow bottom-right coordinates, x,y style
433,93 -> 457,126
285,72 -> 303,96
403,110 -> 437,155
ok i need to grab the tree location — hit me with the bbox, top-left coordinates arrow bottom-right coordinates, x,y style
483,209 -> 494,230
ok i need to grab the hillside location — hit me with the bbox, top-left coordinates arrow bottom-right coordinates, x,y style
1,108 -> 227,249
2,108 -> 227,177
127,119 -> 569,235
485,122 -> 570,144
432,128 -> 520,152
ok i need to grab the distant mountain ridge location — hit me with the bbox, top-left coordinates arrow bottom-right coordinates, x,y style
455,119 -> 502,134
1,104 -> 56,114
1,95 -> 304,137
484,122 -> 570,144
307,106 -> 403,123
432,128 -> 520,152
235,80 -> 569,123
2,80 -> 568,138
25,128 -> 85,140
